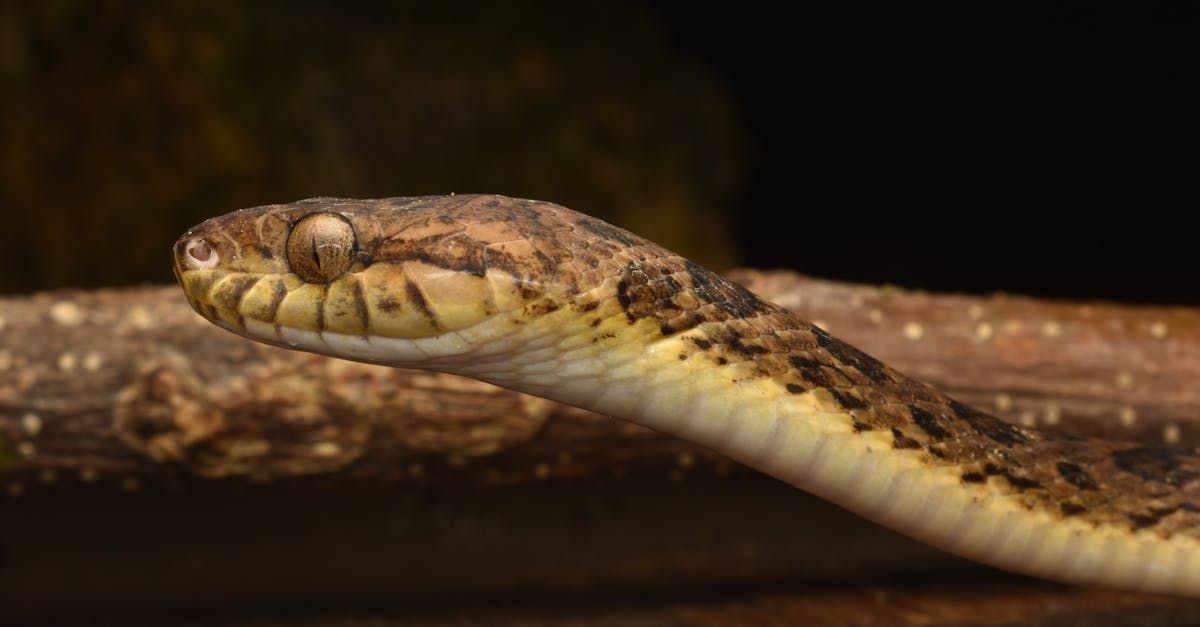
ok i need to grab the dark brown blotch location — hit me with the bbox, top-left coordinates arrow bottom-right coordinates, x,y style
210,274 -> 261,312
948,399 -> 1028,446
785,383 -> 805,394
828,389 -> 867,410
1056,461 -> 1098,490
910,405 -> 949,440
961,472 -> 986,483
890,428 -> 921,449
728,336 -> 768,356
1060,502 -> 1087,516
263,279 -> 288,320
684,260 -> 770,319
405,280 -> 436,327
789,355 -> 835,388
811,326 -> 892,385
984,463 -> 1041,490
350,277 -> 370,335
1128,513 -> 1161,529
1113,447 -> 1198,487
524,300 -> 561,316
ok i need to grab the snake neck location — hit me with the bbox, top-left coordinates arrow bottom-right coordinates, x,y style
438,266 -> 1200,597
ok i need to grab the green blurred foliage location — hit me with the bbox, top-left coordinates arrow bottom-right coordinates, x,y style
0,1 -> 745,293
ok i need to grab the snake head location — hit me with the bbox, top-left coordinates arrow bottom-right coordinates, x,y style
174,194 -> 644,365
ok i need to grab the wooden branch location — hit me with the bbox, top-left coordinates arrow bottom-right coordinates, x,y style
729,270 -> 1200,446
5,274 -> 1200,622
2,272 -> 1200,495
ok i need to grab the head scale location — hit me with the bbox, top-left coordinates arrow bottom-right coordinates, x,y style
173,194 -> 647,364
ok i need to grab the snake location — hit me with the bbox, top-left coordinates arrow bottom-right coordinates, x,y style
172,194 -> 1200,597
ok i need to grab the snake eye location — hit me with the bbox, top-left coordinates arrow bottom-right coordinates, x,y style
286,212 -> 357,283
184,239 -> 220,269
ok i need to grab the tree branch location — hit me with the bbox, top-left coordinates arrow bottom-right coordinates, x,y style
1,273 -> 1197,494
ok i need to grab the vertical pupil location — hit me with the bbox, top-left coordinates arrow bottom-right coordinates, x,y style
311,234 -> 321,270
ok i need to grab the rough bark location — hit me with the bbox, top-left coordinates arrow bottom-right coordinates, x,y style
4,274 -> 1200,623
2,272 -> 1200,495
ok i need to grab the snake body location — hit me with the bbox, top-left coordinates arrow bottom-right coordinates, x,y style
173,194 -> 1200,597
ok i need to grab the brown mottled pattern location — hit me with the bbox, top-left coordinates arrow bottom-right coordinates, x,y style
610,248 -> 1200,538
174,195 -> 1200,542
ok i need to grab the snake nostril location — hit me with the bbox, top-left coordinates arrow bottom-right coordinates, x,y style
184,239 -> 219,268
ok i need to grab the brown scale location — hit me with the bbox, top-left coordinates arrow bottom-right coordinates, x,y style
598,212 -> 1200,539
178,194 -> 1200,539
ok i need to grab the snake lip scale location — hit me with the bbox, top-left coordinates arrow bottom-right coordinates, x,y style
173,194 -> 1200,597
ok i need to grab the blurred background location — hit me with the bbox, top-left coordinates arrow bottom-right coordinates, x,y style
3,4 -> 1200,623
1,2 -> 1196,302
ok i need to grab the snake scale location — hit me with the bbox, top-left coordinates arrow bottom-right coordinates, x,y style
173,194 -> 1200,597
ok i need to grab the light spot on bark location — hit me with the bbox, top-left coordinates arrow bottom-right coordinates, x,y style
974,322 -> 994,342
50,301 -> 84,326
994,393 -> 1013,413
83,352 -> 104,372
1116,371 -> 1134,390
1043,402 -> 1061,426
129,306 -> 155,330
79,467 -> 98,482
1119,406 -> 1137,428
16,441 -> 34,458
1041,321 -> 1062,338
312,442 -> 342,458
1149,321 -> 1169,339
57,351 -> 77,372
1164,423 -> 1182,444
903,322 -> 924,341
21,412 -> 41,436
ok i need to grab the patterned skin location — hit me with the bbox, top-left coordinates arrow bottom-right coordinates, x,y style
174,194 -> 1200,596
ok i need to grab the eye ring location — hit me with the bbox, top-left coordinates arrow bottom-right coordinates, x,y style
286,212 -> 358,283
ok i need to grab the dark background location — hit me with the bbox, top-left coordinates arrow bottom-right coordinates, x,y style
1,2 -> 1196,302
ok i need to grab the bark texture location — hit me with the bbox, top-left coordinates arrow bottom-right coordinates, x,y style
2,272 -> 1198,494
4,273 -> 1200,623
